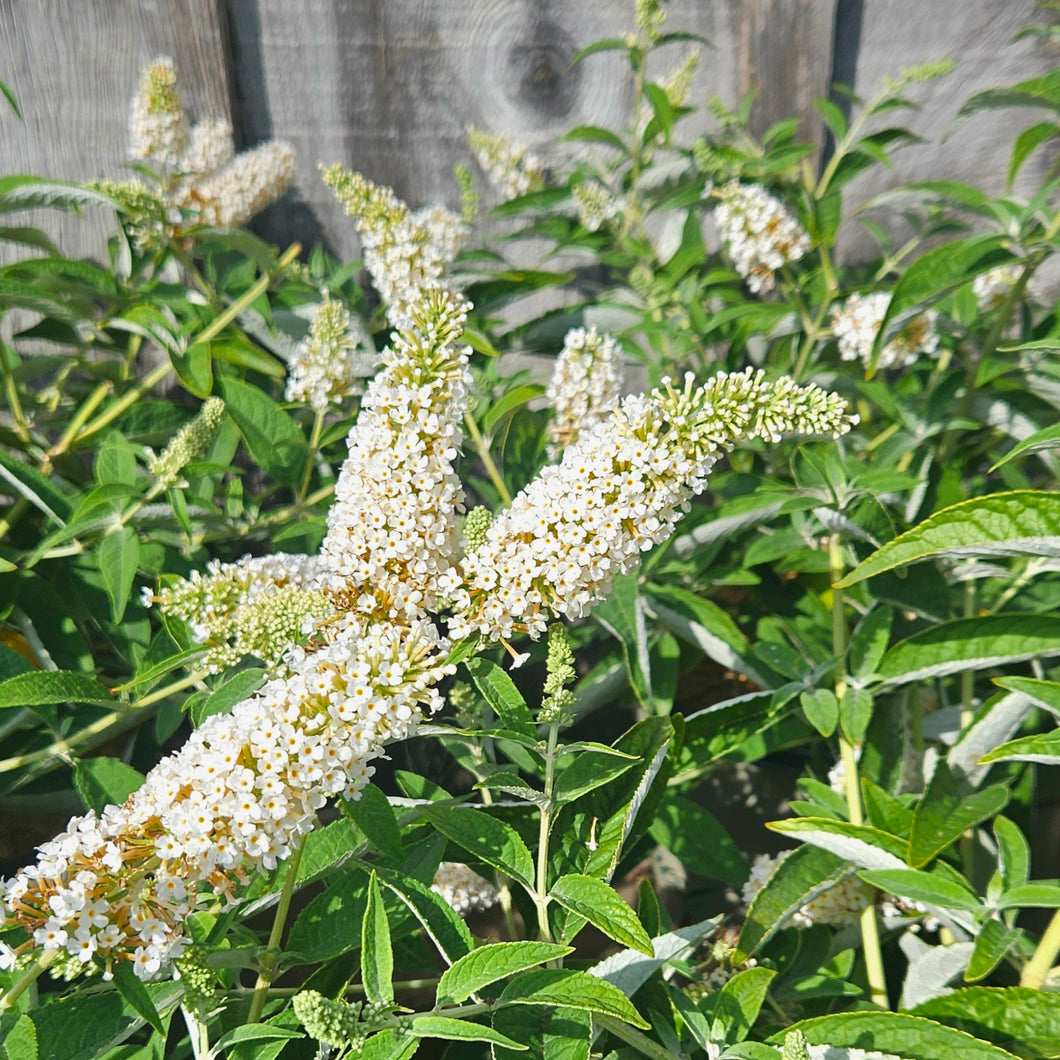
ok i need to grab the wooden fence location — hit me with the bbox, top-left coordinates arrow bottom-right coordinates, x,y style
1,0 -> 1057,264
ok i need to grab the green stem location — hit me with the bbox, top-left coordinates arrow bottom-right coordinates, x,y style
182,1005 -> 211,1060
298,408 -> 327,503
830,535 -> 889,1010
478,784 -> 521,941
1021,907 -> 1060,989
247,834 -> 307,1024
0,948 -> 58,1009
594,1014 -> 672,1060
463,412 -> 512,506
0,338 -> 32,445
534,719 -> 561,947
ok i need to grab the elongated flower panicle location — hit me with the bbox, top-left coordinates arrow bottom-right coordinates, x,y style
129,58 -> 189,166
179,118 -> 235,177
467,127 -> 545,200
0,613 -> 453,979
430,862 -> 500,915
447,369 -> 855,642
573,181 -> 625,233
147,396 -> 226,489
192,140 -> 296,228
546,327 -> 626,456
285,293 -> 371,410
144,552 -> 331,672
322,165 -> 468,324
715,181 -> 810,293
318,287 -> 471,621
831,291 -> 939,371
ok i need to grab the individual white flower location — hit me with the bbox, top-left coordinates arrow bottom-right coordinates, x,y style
714,181 -> 810,293
831,292 -> 939,371
430,862 -> 499,915
128,57 -> 189,167
573,181 -> 625,233
546,327 -> 626,457
467,127 -> 545,200
285,294 -> 371,411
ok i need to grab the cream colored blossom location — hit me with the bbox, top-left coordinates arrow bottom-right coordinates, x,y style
128,58 -> 189,167
468,127 -> 545,200
193,140 -> 296,228
546,327 -> 625,456
285,294 -> 370,411
831,292 -> 939,371
573,181 -> 624,232
430,862 -> 499,915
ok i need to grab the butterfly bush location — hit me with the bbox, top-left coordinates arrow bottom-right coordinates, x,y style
284,292 -> 371,411
831,291 -> 940,371
467,127 -> 545,200
430,862 -> 500,915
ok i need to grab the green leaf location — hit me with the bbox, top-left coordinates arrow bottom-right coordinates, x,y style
437,942 -> 572,1004
0,670 -> 114,708
170,341 -> 213,398
94,432 -> 138,487
0,176 -> 117,215
909,761 -> 1009,867
840,687 -> 875,744
768,818 -> 908,869
360,1029 -> 418,1060
878,615 -> 1060,686
550,874 -> 654,954
991,422 -> 1060,470
965,918 -> 1022,982
848,606 -> 893,681
648,796 -> 748,886
499,969 -> 650,1029
552,752 -> 636,805
1,1015 -> 37,1060
993,676 -> 1060,717
858,868 -> 982,912
287,873 -> 367,962
341,786 -> 403,859
98,526 -> 140,623
768,1010 -> 1022,1059
801,688 -> 838,737
376,868 -> 473,965
73,757 -> 145,814
569,37 -> 630,65
211,1026 -> 303,1052
911,986 -> 1060,1057
838,492 -> 1060,586
361,872 -> 394,1005
111,963 -> 166,1036
736,845 -> 853,960
190,668 -> 266,726
491,1007 -> 591,1060
217,377 -> 306,485
419,804 -> 534,888
0,451 -> 72,526
997,882 -> 1060,908
561,124 -> 627,151
409,1016 -> 526,1050
1009,120 -> 1060,186
979,729 -> 1060,765
711,967 -> 777,1043
482,383 -> 545,435
995,816 -> 1030,891
464,657 -> 536,738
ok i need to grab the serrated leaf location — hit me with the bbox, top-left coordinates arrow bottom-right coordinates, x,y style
550,874 -> 654,954
410,1016 -> 526,1050
949,691 -> 1035,784
342,785 -> 403,859
711,967 -> 777,1043
361,872 -> 394,1004
590,917 -> 719,996
848,606 -> 893,681
73,757 -> 145,814
437,942 -> 572,1004
768,818 -> 908,870
465,657 -> 536,738
552,753 -> 635,804
768,1010 -> 1021,1059
648,796 -> 747,886
0,670 -> 114,708
212,1026 -> 304,1052
287,874 -> 367,962
419,804 -> 535,888
911,986 -> 1060,1056
997,882 -> 1060,908
993,676 -> 1060,718
909,761 -> 1009,867
112,962 -> 166,1036
898,938 -> 975,1009
991,422 -> 1060,470
491,1006 -> 591,1060
1,1014 -> 37,1060
98,526 -> 140,623
965,918 -> 1021,982
376,867 -> 473,965
838,492 -> 1060,586
858,868 -> 982,912
499,969 -> 650,1028
217,377 -> 306,485
878,615 -> 1060,686
979,729 -> 1060,765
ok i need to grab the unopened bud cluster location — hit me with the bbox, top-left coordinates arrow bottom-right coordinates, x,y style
148,397 -> 226,489
714,181 -> 810,293
468,127 -> 545,201
573,181 -> 625,233
545,327 -> 626,456
831,291 -> 939,371
128,58 -> 294,228
285,293 -> 370,411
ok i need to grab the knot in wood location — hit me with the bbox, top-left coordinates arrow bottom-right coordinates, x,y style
508,20 -> 581,118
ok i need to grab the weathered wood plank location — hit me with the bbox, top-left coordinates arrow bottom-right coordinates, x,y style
0,0 -> 231,260
837,0 -> 1060,261
233,0 -> 837,259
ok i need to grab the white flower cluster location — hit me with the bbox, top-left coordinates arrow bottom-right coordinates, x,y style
831,292 -> 939,371
128,58 -> 189,167
972,264 -> 1023,311
467,127 -> 545,201
545,327 -> 626,457
714,181 -> 810,293
0,614 -> 452,979
145,552 -> 331,674
572,181 -> 625,233
447,369 -> 855,644
322,165 -> 468,326
741,852 -> 870,929
285,294 -> 370,411
430,862 -> 500,915
128,57 -> 294,228
318,287 -> 471,622
2,291 -> 472,981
